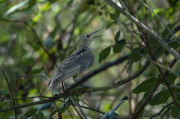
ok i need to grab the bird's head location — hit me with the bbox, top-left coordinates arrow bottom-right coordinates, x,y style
77,30 -> 102,49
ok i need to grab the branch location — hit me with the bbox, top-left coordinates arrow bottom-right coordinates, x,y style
105,0 -> 180,62
0,65 -> 17,118
68,55 -> 129,90
150,102 -> 174,119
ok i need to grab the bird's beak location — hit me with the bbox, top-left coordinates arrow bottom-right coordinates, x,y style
90,30 -> 103,39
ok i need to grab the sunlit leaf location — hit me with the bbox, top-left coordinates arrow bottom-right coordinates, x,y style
132,77 -> 157,94
99,46 -> 111,63
3,0 -> 29,17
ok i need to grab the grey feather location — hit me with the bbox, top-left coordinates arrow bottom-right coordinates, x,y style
46,30 -> 101,92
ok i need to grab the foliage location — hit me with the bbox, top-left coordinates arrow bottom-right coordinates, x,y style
0,0 -> 180,118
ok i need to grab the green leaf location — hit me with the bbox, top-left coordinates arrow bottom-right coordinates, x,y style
3,0 -> 29,17
171,103 -> 180,118
36,102 -> 52,114
47,102 -> 70,119
158,89 -> 171,104
35,111 -> 44,119
24,77 -> 33,87
99,46 -> 111,63
0,110 -> 14,119
132,77 -> 157,94
165,73 -> 177,84
47,0 -> 59,3
110,14 -> 115,20
114,31 -> 120,41
113,39 -> 126,53
149,91 -> 164,106
25,109 -> 38,116
28,67 -> 44,75
162,24 -> 173,38
161,106 -> 172,118
168,38 -> 180,49
128,48 -> 141,62
115,10 -> 120,17
106,22 -> 115,29
171,94 -> 180,118
0,102 -> 8,107
16,90 -> 23,98
28,0 -> 37,7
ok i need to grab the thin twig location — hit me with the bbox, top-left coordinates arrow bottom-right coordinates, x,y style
0,65 -> 17,119
150,102 -> 174,119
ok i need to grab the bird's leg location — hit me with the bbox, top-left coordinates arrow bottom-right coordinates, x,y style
61,82 -> 68,98
73,75 -> 89,92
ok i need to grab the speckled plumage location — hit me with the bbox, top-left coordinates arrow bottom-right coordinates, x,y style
46,30 -> 101,92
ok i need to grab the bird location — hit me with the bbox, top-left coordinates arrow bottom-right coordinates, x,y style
46,30 -> 102,92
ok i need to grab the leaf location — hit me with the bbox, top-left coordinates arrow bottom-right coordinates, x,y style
112,95 -> 128,111
47,102 -> 70,119
1,110 -> 14,119
25,109 -> 38,116
113,39 -> 126,53
28,67 -> 44,75
106,22 -> 115,29
35,111 -> 44,119
47,0 -> 59,3
171,94 -> 180,118
36,102 -> 52,114
110,14 -> 115,20
16,90 -> 23,97
3,0 -> 29,17
165,73 -> 177,84
158,89 -> 171,104
28,0 -> 37,7
161,106 -> 172,118
162,24 -> 173,38
132,77 -> 157,94
24,77 -> 33,87
114,31 -> 120,41
149,91 -> 164,106
0,102 -> 8,107
168,38 -> 180,49
115,10 -> 120,17
99,46 -> 111,63
128,48 -> 141,62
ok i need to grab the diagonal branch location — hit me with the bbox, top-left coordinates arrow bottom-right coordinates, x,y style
105,0 -> 180,62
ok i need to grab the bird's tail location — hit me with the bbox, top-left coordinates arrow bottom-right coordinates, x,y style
46,79 -> 59,93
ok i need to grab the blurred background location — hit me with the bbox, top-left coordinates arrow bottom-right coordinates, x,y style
0,0 -> 180,118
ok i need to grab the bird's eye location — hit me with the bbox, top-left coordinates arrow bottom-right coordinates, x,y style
86,35 -> 90,38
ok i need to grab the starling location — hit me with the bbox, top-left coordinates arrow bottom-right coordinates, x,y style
46,30 -> 102,92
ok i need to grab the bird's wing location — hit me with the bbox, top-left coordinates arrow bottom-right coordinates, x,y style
55,49 -> 94,80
